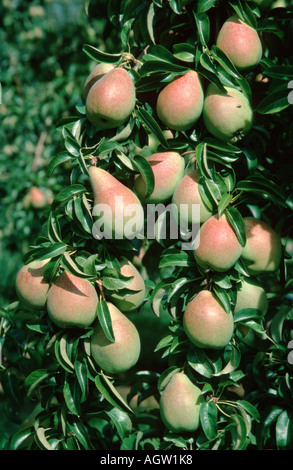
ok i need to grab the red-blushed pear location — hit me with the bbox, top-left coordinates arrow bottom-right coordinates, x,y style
159,372 -> 204,432
89,166 -> 144,240
134,151 -> 185,204
172,169 -> 213,225
107,258 -> 146,312
46,271 -> 98,328
183,290 -> 234,349
83,63 -> 115,101
194,214 -> 243,272
15,259 -> 50,309
216,16 -> 263,70
86,67 -> 136,129
241,217 -> 282,274
90,303 -> 141,374
234,278 -> 268,316
203,83 -> 254,143
156,70 -> 204,131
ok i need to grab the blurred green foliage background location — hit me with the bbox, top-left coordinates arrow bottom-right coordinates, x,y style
0,0 -> 120,306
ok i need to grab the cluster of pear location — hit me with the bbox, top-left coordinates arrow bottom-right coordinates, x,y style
84,16 -> 262,144
15,257 -> 146,375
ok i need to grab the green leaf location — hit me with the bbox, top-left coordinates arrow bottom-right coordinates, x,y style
96,300 -> 115,343
256,87 -> 290,114
194,12 -> 210,46
61,252 -> 95,279
25,369 -> 50,398
82,44 -> 123,63
53,184 -> 87,206
140,60 -> 188,74
95,372 -> 134,414
135,107 -> 169,148
218,193 -> 233,217
106,408 -> 133,440
74,360 -> 89,404
63,380 -> 80,416
212,284 -> 232,314
200,400 -> 218,440
55,335 -> 75,373
230,413 -> 248,450
143,44 -> 180,64
131,154 -> 155,198
197,0 -> 217,13
276,410 -> 293,449
225,206 -> 246,247
73,195 -> 93,235
47,152 -> 72,176
9,427 -> 34,450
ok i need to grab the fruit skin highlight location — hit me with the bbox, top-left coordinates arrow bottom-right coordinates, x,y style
172,169 -> 213,225
156,70 -> 204,131
90,303 -> 141,374
234,278 -> 268,316
194,214 -> 243,272
216,16 -> 263,70
83,62 -> 115,101
203,83 -> 254,143
183,290 -> 234,349
241,217 -> 282,274
46,270 -> 98,328
89,166 -> 144,240
134,152 -> 185,204
86,67 -> 136,129
159,372 -> 204,432
15,259 -> 50,309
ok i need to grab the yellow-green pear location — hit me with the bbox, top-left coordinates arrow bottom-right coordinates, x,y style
183,290 -> 234,349
203,83 -> 254,143
83,63 -> 115,101
159,372 -> 204,432
90,303 -> 141,374
156,70 -> 204,131
46,270 -> 98,328
172,169 -> 213,225
86,67 -> 136,129
194,214 -> 243,272
241,217 -> 282,274
108,258 -> 146,312
15,259 -> 50,309
134,152 -> 185,204
216,16 -> 263,70
89,166 -> 144,240
234,278 -> 268,315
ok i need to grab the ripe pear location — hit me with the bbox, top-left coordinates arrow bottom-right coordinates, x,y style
203,83 -> 254,143
89,166 -> 144,240
234,278 -> 268,316
241,217 -> 282,274
90,303 -> 141,374
216,16 -> 263,70
15,259 -> 50,309
156,70 -> 204,131
172,169 -> 213,225
86,67 -> 136,129
134,151 -> 185,204
46,271 -> 98,328
159,372 -> 204,432
183,290 -> 234,349
194,214 -> 243,272
107,258 -> 146,312
83,63 -> 115,101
